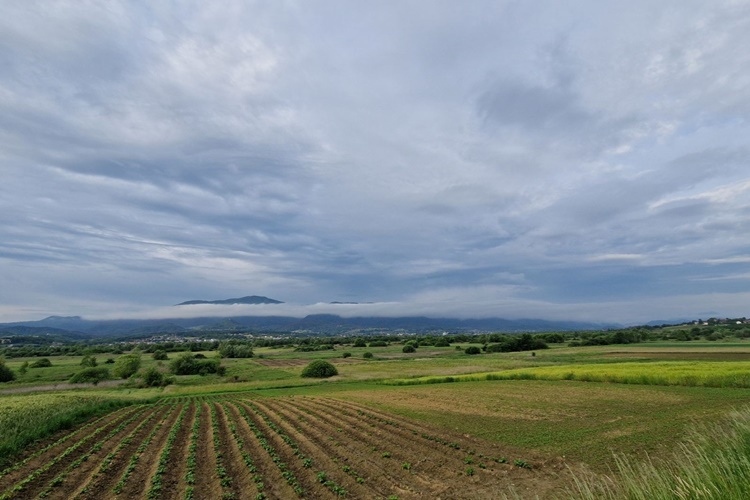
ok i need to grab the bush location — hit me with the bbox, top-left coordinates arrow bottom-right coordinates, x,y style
218,341 -> 254,358
363,352 -> 374,359
353,338 -> 367,347
80,355 -> 97,368
342,352 -> 352,358
69,367 -> 110,385
0,360 -> 15,383
138,367 -> 172,388
402,345 -> 416,353
434,338 -> 450,347
465,346 -> 481,355
30,358 -> 52,368
152,350 -> 169,361
301,360 -> 338,378
113,354 -> 141,379
368,341 -> 388,347
169,353 -> 224,376
104,358 -> 115,364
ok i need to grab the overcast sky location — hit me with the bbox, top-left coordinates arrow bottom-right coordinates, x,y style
1,1 -> 750,324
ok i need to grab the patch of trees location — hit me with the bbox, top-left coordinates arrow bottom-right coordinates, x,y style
69,367 -> 110,385
169,353 -> 225,376
218,341 -> 254,358
485,334 -> 548,353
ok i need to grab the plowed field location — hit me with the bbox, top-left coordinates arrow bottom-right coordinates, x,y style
0,396 -> 570,499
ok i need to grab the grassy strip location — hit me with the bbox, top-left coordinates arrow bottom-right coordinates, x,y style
571,406 -> 750,499
0,395 -> 138,469
183,404 -> 201,500
382,361 -> 750,388
147,404 -> 188,499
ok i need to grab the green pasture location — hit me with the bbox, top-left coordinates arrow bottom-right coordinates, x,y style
4,342 -> 750,478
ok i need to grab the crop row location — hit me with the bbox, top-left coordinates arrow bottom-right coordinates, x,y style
0,396 -> 540,499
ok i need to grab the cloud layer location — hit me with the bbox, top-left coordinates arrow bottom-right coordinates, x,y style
1,1 -> 749,323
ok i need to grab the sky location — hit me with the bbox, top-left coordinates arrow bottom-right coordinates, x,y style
1,1 -> 750,324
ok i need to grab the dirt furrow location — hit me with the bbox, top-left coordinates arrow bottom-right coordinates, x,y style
0,405 -> 140,491
234,399 -> 340,499
75,404 -> 171,500
292,397 -> 516,498
114,403 -> 184,499
253,398 -> 394,499
306,397 -> 570,499
158,402 -> 197,500
222,401 -> 303,500
211,402 -> 253,499
221,400 -> 301,500
0,406 -> 147,499
191,402 -> 222,500
266,398 -> 436,499
37,405 -> 163,500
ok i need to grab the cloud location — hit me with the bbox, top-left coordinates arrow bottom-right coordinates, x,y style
1,1 -> 750,323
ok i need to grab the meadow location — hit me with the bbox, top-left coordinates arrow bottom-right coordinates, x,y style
2,338 -> 750,498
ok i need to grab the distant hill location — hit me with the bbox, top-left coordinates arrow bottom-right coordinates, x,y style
175,295 -> 284,306
0,314 -> 617,338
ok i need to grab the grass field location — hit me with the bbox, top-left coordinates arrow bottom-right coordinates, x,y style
2,341 -> 750,498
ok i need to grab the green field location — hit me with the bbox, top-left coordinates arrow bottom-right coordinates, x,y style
2,340 -> 750,497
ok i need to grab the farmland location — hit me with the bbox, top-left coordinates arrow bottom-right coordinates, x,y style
2,336 -> 750,498
0,395 -> 570,499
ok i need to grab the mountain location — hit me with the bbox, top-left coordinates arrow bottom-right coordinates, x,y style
0,314 -> 617,338
175,295 -> 284,306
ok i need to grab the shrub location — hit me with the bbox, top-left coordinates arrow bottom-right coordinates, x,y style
353,338 -> 367,347
80,355 -> 97,368
402,345 -> 416,353
363,352 -> 374,359
104,358 -> 115,364
218,341 -> 254,358
69,367 -> 110,385
301,360 -> 338,378
465,346 -> 481,355
169,353 -> 223,376
152,350 -> 169,361
139,367 -> 173,387
113,354 -> 141,379
30,358 -> 52,368
434,338 -> 450,347
368,341 -> 388,347
0,360 -> 15,383
342,352 -> 352,358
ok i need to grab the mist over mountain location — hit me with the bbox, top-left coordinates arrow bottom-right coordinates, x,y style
175,295 -> 284,306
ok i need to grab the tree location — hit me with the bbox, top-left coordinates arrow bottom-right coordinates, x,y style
152,350 -> 169,361
31,358 -> 53,368
80,355 -> 97,368
113,354 -> 141,379
69,367 -> 110,385
218,341 -> 254,358
301,360 -> 338,378
139,367 -> 172,387
465,346 -> 481,355
0,359 -> 15,383
402,345 -> 416,353
353,338 -> 367,348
